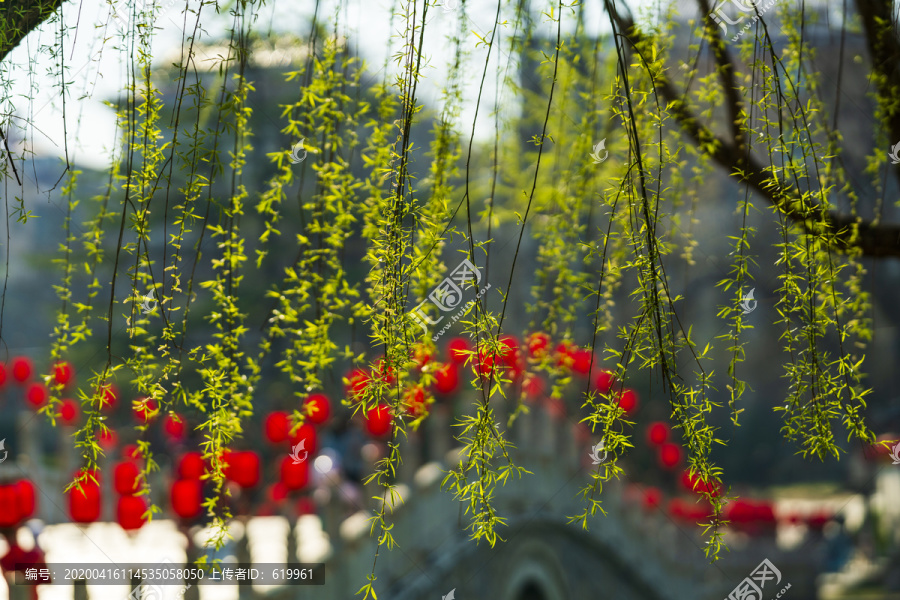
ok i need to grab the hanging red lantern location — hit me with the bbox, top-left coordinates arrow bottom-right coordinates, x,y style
15,480 -> 36,521
269,482 -> 288,502
594,370 -> 616,394
522,373 -> 546,402
170,479 -> 202,519
345,368 -> 371,398
280,455 -> 310,490
132,397 -> 158,422
98,384 -> 118,411
223,451 -> 260,489
123,445 -> 143,462
264,411 -> 290,443
11,357 -> 33,384
117,495 -> 148,531
642,486 -> 662,510
163,413 -> 187,441
0,485 -> 19,527
59,398 -> 79,425
526,332 -> 550,358
25,383 -> 48,409
433,363 -> 459,395
659,442 -> 683,469
375,359 -> 396,385
53,362 -> 75,387
303,394 -> 331,425
0,363 -> 7,388
403,385 -> 427,417
69,475 -> 101,524
365,404 -> 392,437
498,336 -> 520,367
447,337 -> 471,364
554,341 -> 576,369
98,428 -> 118,450
617,388 -> 639,414
681,471 -> 721,496
411,344 -> 434,370
114,461 -> 140,495
290,423 -> 318,455
647,422 -> 669,446
178,452 -> 206,479
571,348 -> 593,375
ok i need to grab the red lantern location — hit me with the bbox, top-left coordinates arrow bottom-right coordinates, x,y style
123,445 -> 143,461
98,428 -> 118,449
571,348 -> 593,375
15,480 -> 36,521
498,336 -> 520,367
0,363 -> 6,387
554,342 -> 576,368
170,479 -> 202,519
53,362 -> 75,387
25,383 -> 48,409
526,332 -> 550,358
11,357 -> 33,384
433,363 -> 459,395
280,455 -> 310,490
117,495 -> 148,531
69,476 -> 101,524
114,461 -> 140,495
163,413 -> 187,441
447,337 -> 471,364
522,373 -> 546,401
404,386 -> 427,417
59,399 -> 79,425
178,452 -> 206,479
617,388 -> 639,414
372,358 -> 395,385
411,344 -> 434,370
269,482 -> 288,502
647,422 -> 669,446
98,384 -> 118,411
304,394 -> 331,425
346,368 -> 371,398
594,370 -> 616,394
223,451 -> 260,489
642,486 -> 662,510
365,404 -> 392,437
0,485 -> 19,527
264,411 -> 290,443
290,423 -> 317,454
659,442 -> 683,469
132,397 -> 158,422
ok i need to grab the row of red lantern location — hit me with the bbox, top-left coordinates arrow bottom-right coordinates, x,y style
0,358 -> 75,389
0,480 -> 36,527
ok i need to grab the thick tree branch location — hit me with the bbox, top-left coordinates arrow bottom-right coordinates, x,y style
0,0 -> 66,64
611,8 -> 900,259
